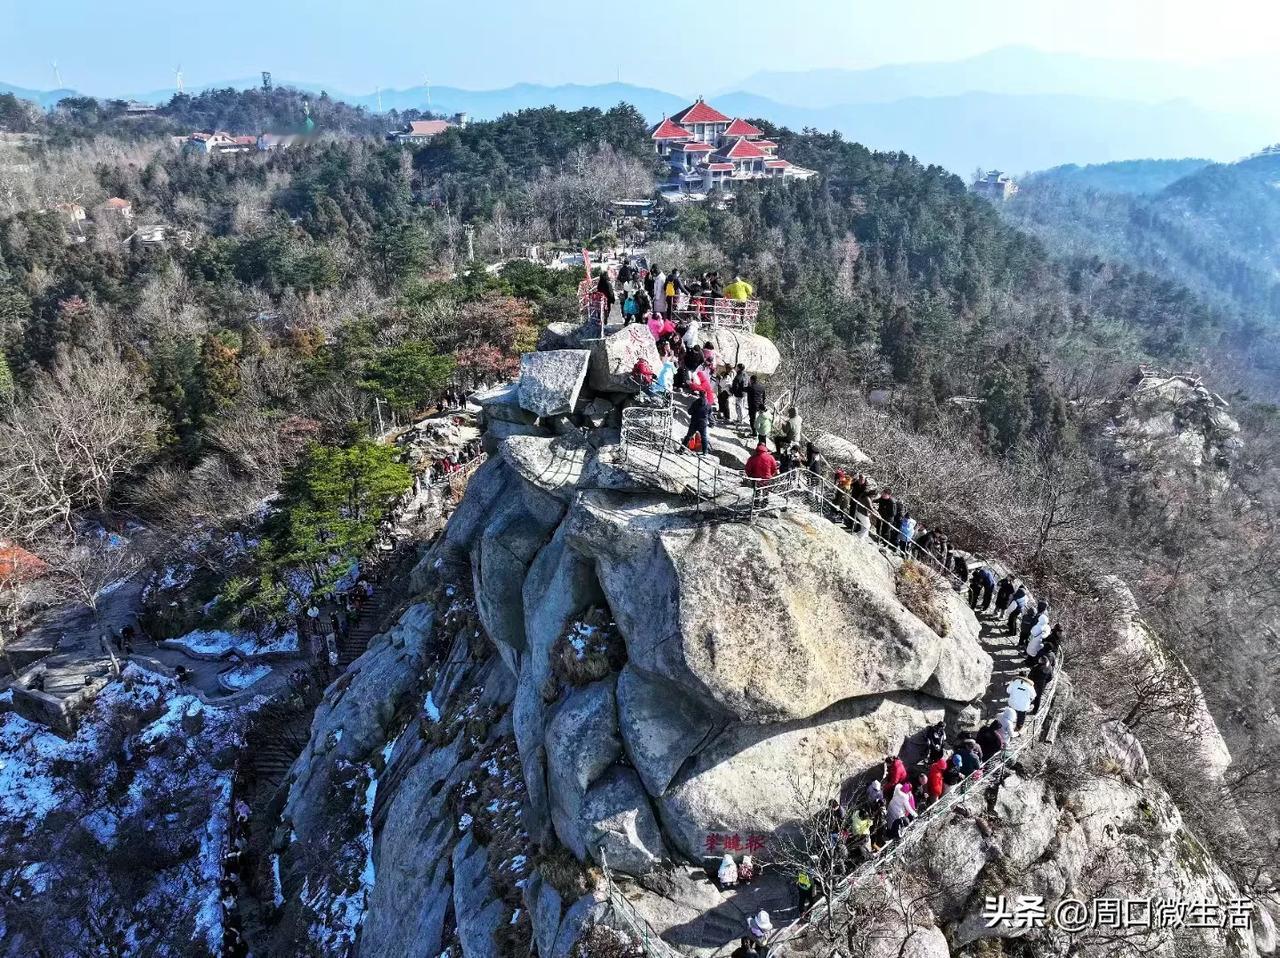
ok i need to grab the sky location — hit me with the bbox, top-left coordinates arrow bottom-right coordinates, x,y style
4,0 -> 1280,96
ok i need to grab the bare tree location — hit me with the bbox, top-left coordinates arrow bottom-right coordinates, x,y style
0,351 -> 161,539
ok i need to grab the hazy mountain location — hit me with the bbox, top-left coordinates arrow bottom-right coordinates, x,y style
5,73 -> 1276,177
730,45 -> 1280,119
1018,159 -> 1213,195
0,81 -> 80,108
1007,149 -> 1280,324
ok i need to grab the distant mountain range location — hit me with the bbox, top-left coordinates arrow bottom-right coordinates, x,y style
5,46 -> 1278,175
1006,150 -> 1280,328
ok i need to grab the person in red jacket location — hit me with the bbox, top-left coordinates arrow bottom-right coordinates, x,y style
883,755 -> 908,794
927,754 -> 948,803
744,443 -> 778,508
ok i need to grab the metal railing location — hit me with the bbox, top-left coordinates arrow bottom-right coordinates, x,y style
671,296 -> 759,332
599,847 -> 687,958
618,405 -> 968,586
766,667 -> 1062,951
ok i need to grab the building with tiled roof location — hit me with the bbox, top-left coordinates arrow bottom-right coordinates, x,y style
649,97 -> 816,194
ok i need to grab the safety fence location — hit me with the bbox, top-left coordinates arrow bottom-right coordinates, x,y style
618,405 -> 964,586
765,671 -> 1061,953
578,276 -> 759,333
600,848 -> 688,958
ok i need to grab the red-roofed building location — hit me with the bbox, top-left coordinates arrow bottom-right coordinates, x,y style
0,541 -> 48,584
722,117 -> 765,139
652,98 -> 817,194
388,113 -> 470,145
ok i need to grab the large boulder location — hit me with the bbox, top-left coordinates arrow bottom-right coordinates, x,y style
581,766 -> 667,875
519,350 -> 592,418
472,491 -> 566,674
921,585 -> 991,703
544,680 -> 622,859
566,493 -> 991,724
658,693 -> 943,859
501,435 -> 592,505
452,833 -> 505,958
473,381 -> 539,427
588,324 -> 661,394
617,665 -> 718,798
538,321 -> 588,351
705,328 -> 780,376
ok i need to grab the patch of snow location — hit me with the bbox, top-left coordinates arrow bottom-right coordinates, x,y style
219,663 -> 271,691
423,690 -> 441,722
169,627 -> 299,659
458,813 -> 473,831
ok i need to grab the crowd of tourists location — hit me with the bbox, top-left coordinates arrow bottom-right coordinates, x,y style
595,259 -> 755,325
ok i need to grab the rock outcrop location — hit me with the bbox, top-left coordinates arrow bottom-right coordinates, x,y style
264,338 -> 1270,958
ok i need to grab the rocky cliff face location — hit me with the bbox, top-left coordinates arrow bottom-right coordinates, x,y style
266,328 -> 1273,958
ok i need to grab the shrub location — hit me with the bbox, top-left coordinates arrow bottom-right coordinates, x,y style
538,845 -> 593,900
569,924 -> 642,958
895,560 -> 950,636
549,608 -> 626,687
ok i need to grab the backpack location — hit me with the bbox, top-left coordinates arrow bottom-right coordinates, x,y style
623,295 -> 638,316
687,432 -> 702,452
665,280 -> 676,298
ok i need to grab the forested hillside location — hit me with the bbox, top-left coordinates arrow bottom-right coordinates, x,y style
1006,150 -> 1280,337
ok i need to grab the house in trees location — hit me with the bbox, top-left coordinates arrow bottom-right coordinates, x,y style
387,113 -> 469,144
650,98 -> 816,193
184,131 -> 256,155
972,169 -> 1019,202
100,197 -> 133,222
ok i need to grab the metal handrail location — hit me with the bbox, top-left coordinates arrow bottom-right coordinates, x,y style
599,847 -> 687,958
767,667 -> 1062,949
671,296 -> 759,332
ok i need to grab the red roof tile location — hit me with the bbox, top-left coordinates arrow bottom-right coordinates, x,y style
765,158 -> 791,168
723,118 -> 764,137
408,120 -> 451,136
722,138 -> 768,160
753,139 -> 778,149
672,99 -> 731,125
650,117 -> 694,140
0,541 -> 48,582
706,163 -> 734,172
676,141 -> 713,152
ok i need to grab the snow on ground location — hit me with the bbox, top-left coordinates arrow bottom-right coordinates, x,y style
0,666 -> 243,953
219,663 -> 272,691
168,627 -> 300,659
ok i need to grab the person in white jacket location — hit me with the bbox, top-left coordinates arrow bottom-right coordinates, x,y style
717,852 -> 738,889
886,782 -> 917,839
996,704 -> 1019,741
1006,672 -> 1037,730
652,268 -> 667,317
1026,616 -> 1051,659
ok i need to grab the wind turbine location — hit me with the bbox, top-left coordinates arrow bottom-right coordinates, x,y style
425,78 -> 432,113
175,64 -> 184,94
51,61 -> 63,89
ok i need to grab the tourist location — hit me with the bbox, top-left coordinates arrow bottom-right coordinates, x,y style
665,269 -> 689,318
883,754 -> 908,792
899,513 -> 917,556
725,275 -> 755,301
745,443 -> 778,506
749,909 -> 774,942
805,441 -> 828,477
943,754 -> 965,788
651,265 -> 667,317
976,720 -> 1004,758
1021,600 -> 1048,647
1030,653 -> 1056,712
779,406 -> 803,449
703,341 -> 717,367
832,470 -> 852,524
970,566 -> 997,611
717,852 -> 739,889
996,703 -> 1018,742
738,855 -> 756,883
795,862 -> 816,912
716,368 -> 731,421
866,777 -> 885,810
1026,608 -> 1052,659
958,741 -> 982,774
994,575 -> 1015,614
875,488 -> 897,545
647,312 -> 665,342
684,394 -> 713,455
655,359 -> 675,395
927,752 -> 948,802
886,783 -> 916,839
753,406 -> 775,448
731,937 -> 758,958
1006,670 -> 1037,730
746,375 -> 766,430
596,270 -> 616,322
1004,583 -> 1028,635
730,364 -> 749,424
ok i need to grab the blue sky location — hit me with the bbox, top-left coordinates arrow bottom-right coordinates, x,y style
4,0 -> 1280,95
